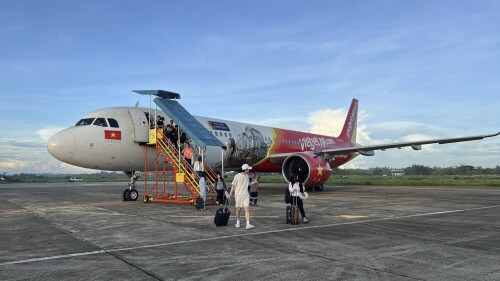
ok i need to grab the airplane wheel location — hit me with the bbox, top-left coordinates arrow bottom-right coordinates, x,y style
143,196 -> 150,203
314,185 -> 324,192
129,189 -> 139,201
123,189 -> 130,201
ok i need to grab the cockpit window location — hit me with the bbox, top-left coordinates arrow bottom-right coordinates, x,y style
108,118 -> 119,128
75,118 -> 95,126
93,118 -> 108,127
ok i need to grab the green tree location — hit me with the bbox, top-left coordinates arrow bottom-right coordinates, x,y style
405,164 -> 432,175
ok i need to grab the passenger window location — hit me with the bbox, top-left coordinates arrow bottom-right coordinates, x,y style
108,118 -> 119,128
215,132 -> 219,136
93,118 -> 108,127
224,133 -> 227,137
75,118 -> 95,126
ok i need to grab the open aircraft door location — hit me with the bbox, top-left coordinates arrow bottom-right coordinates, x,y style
128,108 -> 149,142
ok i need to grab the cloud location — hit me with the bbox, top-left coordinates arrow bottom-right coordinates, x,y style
0,157 -> 96,175
0,140 -> 45,149
307,106 -> 371,137
1,161 -> 29,170
366,121 -> 445,141
307,108 -> 346,136
298,106 -> 500,168
37,126 -> 66,141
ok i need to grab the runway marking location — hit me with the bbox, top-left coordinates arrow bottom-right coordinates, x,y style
0,210 -> 29,215
166,215 -> 279,218
335,215 -> 368,219
5,206 -> 130,217
2,204 -> 500,266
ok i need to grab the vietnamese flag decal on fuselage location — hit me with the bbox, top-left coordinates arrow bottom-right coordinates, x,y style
104,130 -> 121,141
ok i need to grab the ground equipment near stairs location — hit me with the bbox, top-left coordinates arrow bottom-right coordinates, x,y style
135,90 -> 226,205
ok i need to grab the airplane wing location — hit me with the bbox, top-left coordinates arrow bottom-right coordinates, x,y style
268,131 -> 499,162
320,131 -> 500,157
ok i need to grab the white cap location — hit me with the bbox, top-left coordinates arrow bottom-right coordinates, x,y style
241,164 -> 252,170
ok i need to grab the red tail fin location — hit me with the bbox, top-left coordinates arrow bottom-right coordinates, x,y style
339,99 -> 358,142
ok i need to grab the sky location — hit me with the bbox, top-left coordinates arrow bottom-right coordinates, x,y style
0,0 -> 499,175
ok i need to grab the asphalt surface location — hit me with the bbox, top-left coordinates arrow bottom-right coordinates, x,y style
1,182 -> 499,281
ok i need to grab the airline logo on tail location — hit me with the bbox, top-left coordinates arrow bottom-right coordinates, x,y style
339,99 -> 358,142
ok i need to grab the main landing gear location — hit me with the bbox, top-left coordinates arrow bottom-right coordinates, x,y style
123,172 -> 140,201
314,184 -> 324,191
305,184 -> 324,192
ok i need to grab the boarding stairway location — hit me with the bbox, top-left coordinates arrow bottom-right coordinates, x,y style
137,90 -> 226,205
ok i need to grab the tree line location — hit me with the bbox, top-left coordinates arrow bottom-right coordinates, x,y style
2,165 -> 500,182
333,165 -> 500,176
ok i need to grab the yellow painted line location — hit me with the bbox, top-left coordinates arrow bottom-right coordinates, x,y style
0,210 -> 29,215
335,215 -> 368,219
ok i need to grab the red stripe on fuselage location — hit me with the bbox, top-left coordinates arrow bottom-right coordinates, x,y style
252,128 -> 355,171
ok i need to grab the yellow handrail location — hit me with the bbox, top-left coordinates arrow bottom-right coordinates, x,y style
156,132 -> 200,195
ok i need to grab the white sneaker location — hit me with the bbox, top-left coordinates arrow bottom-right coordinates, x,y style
235,222 -> 240,228
245,224 -> 255,230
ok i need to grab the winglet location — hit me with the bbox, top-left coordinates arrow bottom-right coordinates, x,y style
339,99 -> 358,142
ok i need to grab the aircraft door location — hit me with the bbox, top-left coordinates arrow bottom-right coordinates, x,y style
128,108 -> 149,142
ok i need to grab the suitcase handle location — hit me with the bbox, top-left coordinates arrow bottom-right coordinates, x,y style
222,197 -> 231,209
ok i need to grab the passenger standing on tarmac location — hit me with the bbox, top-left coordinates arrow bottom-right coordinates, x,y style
214,172 -> 227,205
198,172 -> 208,210
182,143 -> 193,166
228,164 -> 254,230
249,172 -> 259,205
289,178 -> 310,223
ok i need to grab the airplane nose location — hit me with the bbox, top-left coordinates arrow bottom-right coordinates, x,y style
47,130 -> 76,163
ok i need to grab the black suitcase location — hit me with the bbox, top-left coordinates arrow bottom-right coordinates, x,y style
195,197 -> 204,210
214,206 -> 231,226
286,204 -> 299,225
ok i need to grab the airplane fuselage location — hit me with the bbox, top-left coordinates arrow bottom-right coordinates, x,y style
48,106 -> 357,181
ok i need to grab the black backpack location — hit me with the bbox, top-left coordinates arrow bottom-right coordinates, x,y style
284,185 -> 292,204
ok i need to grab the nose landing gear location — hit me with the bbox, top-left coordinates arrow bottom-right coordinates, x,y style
123,172 -> 140,201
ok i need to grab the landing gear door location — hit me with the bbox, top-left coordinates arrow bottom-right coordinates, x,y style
128,108 -> 149,142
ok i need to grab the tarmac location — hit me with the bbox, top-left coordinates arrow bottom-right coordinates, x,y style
1,181 -> 499,281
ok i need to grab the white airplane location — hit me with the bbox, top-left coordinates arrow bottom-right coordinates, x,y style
47,90 -> 499,201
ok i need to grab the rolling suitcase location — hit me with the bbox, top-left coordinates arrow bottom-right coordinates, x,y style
286,196 -> 299,225
286,205 -> 292,224
195,197 -> 204,210
214,200 -> 231,226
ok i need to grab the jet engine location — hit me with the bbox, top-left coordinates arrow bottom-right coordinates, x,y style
282,153 -> 331,187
